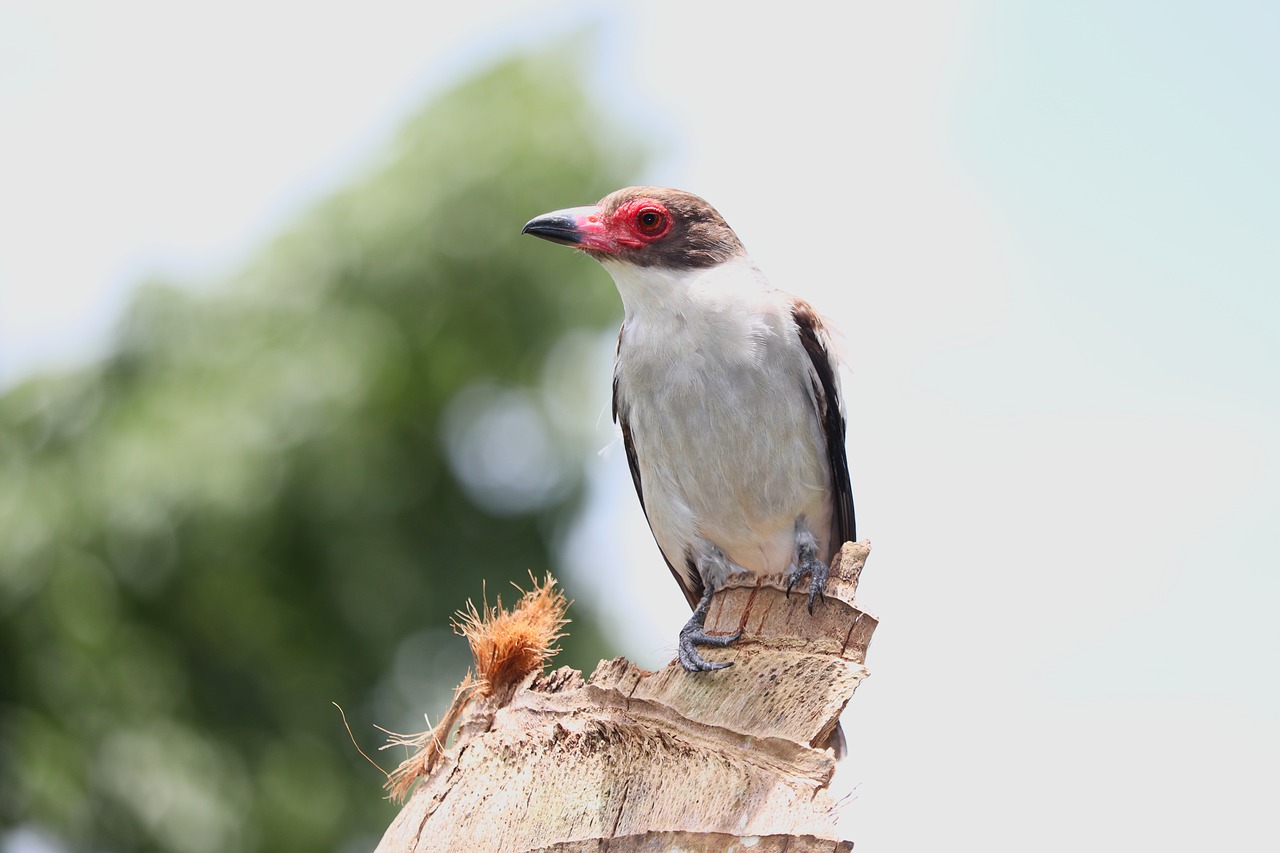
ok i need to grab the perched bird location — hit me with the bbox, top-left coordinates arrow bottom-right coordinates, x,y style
523,187 -> 855,672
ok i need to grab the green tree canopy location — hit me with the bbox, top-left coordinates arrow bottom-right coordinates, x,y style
0,46 -> 642,852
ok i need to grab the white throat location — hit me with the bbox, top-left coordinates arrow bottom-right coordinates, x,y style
600,255 -> 770,325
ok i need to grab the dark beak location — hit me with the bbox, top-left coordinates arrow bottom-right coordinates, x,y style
521,212 -> 583,246
521,205 -> 602,248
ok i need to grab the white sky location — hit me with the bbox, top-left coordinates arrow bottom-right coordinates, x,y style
3,2 -> 1277,851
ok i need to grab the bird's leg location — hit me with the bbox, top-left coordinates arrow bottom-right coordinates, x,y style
785,523 -> 828,614
678,581 -> 742,672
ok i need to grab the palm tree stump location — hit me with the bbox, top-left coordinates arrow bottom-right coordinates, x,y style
377,541 -> 876,852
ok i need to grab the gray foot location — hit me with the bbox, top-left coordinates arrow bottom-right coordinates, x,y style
785,529 -> 829,615
677,583 -> 743,672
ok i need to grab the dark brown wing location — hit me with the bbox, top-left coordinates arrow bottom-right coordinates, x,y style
613,327 -> 704,609
791,301 -> 857,552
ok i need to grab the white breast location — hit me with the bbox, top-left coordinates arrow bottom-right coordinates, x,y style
607,256 -> 834,583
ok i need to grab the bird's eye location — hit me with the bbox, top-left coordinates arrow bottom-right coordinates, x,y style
635,207 -> 667,235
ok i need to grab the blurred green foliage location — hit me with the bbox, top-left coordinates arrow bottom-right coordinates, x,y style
0,48 -> 641,852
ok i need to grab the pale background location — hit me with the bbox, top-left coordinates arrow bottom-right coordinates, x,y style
3,2 -> 1276,850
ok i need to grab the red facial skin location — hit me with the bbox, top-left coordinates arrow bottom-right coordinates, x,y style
575,198 -> 672,254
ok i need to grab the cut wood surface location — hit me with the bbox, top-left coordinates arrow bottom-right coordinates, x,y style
376,541 -> 876,853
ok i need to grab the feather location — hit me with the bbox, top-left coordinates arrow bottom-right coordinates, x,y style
790,300 -> 857,550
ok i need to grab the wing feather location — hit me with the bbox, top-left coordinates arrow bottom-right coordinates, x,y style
791,301 -> 857,551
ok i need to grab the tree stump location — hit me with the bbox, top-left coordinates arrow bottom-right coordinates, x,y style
376,541 -> 876,852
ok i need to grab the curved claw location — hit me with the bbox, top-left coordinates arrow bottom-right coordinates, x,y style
787,554 -> 830,615
805,572 -> 828,615
678,626 -> 742,672
677,582 -> 743,672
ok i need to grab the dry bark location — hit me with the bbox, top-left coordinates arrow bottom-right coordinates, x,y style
376,541 -> 876,852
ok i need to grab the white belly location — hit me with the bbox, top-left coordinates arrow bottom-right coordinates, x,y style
617,305 -> 833,583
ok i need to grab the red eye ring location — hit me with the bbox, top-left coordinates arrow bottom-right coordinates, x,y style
634,206 -> 667,235
612,199 -> 671,245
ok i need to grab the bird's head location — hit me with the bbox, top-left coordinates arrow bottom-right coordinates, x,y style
522,186 -> 746,270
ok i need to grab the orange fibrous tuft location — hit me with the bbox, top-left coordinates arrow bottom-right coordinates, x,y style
454,572 -> 570,696
384,573 -> 569,802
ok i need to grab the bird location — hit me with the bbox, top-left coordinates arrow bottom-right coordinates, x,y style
522,186 -> 856,673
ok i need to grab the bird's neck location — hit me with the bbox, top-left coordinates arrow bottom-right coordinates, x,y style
602,255 -> 770,327
605,255 -> 790,373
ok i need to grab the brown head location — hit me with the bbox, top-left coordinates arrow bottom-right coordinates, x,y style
521,186 -> 746,270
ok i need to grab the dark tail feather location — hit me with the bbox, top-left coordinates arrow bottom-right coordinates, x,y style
819,719 -> 847,759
